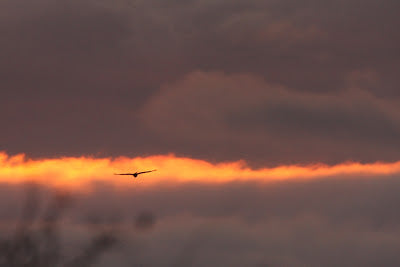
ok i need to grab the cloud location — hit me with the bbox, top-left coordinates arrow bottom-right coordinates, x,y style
1,0 -> 399,264
2,163 -> 400,265
141,71 -> 400,165
0,0 -> 399,164
4,151 -> 400,188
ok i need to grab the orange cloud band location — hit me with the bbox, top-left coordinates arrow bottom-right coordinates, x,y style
0,151 -> 399,189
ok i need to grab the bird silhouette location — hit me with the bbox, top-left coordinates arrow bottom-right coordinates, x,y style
114,169 -> 157,178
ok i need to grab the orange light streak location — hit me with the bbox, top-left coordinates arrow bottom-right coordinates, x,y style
0,151 -> 400,190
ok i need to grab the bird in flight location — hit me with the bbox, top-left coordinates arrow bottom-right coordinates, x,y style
114,169 -> 157,178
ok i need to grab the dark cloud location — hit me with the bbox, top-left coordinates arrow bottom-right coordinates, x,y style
1,0 -> 400,164
3,174 -> 400,266
141,71 -> 400,165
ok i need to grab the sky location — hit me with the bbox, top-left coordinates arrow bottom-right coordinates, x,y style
1,0 -> 400,266
2,0 -> 400,165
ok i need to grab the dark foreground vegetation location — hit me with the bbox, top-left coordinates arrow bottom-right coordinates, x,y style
0,184 -> 117,267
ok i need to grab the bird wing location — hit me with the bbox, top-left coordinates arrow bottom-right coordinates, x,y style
114,173 -> 135,175
137,169 -> 157,175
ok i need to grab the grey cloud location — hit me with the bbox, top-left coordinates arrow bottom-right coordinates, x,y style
161,0 -> 400,93
141,71 -> 400,165
3,174 -> 400,265
1,0 -> 399,164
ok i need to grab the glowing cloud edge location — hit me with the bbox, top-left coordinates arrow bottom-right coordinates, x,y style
1,151 -> 400,189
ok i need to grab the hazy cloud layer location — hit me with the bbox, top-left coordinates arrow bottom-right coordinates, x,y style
2,174 -> 400,266
1,0 -> 400,165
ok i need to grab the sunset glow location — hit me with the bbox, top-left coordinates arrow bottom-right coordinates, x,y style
1,151 -> 400,189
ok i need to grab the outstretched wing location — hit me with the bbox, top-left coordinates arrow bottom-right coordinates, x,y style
114,173 -> 135,175
137,169 -> 157,175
